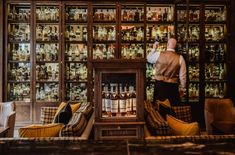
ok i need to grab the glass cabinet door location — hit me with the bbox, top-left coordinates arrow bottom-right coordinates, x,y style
64,5 -> 88,103
92,5 -> 117,60
6,3 -> 31,102
101,73 -> 137,118
121,4 -> 144,59
204,4 -> 227,99
35,4 -> 60,102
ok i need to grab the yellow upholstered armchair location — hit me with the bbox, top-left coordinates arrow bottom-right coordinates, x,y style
0,102 -> 16,137
204,98 -> 235,134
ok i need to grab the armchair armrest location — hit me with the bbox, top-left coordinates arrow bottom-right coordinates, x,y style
40,107 -> 58,124
4,111 -> 16,137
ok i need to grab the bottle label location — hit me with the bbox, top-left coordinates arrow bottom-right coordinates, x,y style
132,98 -> 137,111
105,99 -> 111,112
119,99 -> 126,113
126,99 -> 131,112
111,100 -> 118,113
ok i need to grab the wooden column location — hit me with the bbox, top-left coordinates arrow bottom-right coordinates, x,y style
230,0 -> 235,102
0,0 -> 3,102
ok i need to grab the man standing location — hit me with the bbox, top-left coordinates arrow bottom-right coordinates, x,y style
147,38 -> 186,106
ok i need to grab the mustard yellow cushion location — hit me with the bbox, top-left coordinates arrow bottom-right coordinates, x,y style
166,115 -> 200,135
70,103 -> 81,114
19,123 -> 64,137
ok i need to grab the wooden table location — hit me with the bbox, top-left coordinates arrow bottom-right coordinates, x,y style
0,127 -> 9,137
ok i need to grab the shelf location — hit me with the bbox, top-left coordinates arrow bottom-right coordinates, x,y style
36,81 -> 59,83
36,101 -> 59,104
65,61 -> 87,63
205,80 -> 227,83
93,20 -> 117,23
8,20 -> 30,23
146,21 -> 174,24
205,21 -> 226,24
121,41 -> 144,44
177,21 -> 200,24
178,41 -> 200,44
188,61 -> 200,63
146,41 -> 167,44
121,21 -> 144,24
36,20 -> 59,24
65,80 -> 87,83
8,60 -> 30,63
205,40 -> 226,43
36,40 -> 59,43
65,40 -> 87,44
36,61 -> 59,63
8,81 -> 30,83
188,80 -> 200,83
93,40 -> 116,44
8,40 -> 30,44
205,61 -> 226,63
65,20 -> 88,23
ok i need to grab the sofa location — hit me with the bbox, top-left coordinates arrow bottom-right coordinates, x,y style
204,98 -> 235,134
0,102 -> 16,137
19,102 -> 94,139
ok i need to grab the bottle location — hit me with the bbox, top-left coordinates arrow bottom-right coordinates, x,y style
119,84 -> 127,116
102,84 -> 106,115
129,85 -> 136,115
110,83 -> 118,117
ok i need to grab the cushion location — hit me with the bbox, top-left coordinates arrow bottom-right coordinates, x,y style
167,115 -> 200,136
70,103 -> 81,114
19,123 -> 64,137
60,113 -> 87,137
76,102 -> 93,119
156,99 -> 176,120
53,102 -> 72,124
172,105 -> 192,123
40,107 -> 58,124
146,108 -> 170,136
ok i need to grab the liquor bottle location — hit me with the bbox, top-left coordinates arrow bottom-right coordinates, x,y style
119,84 -> 127,116
102,84 -> 106,115
110,83 -> 118,117
129,85 -> 136,115
104,84 -> 111,117
126,84 -> 131,115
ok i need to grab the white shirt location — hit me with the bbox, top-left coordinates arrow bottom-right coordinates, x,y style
147,48 -> 187,91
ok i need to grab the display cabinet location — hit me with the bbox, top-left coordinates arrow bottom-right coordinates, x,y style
2,1 -> 231,126
92,60 -> 145,140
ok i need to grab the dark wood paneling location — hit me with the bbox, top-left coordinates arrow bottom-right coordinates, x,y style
0,0 -> 3,102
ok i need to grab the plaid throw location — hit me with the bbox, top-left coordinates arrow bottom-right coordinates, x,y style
40,107 -> 58,124
76,102 -> 93,119
60,113 -> 87,137
172,106 -> 192,123
145,101 -> 170,136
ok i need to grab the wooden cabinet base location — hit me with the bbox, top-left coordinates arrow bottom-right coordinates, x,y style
94,122 -> 145,140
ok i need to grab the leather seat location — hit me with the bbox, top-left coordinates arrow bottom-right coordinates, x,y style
0,102 -> 16,137
204,98 -> 235,134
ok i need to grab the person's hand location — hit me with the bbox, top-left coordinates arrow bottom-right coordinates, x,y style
153,41 -> 159,50
179,89 -> 185,98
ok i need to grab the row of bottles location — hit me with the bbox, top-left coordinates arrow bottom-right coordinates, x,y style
9,44 -> 30,61
177,9 -> 200,22
177,24 -> 200,42
8,5 -> 30,21
122,26 -> 144,41
8,63 -> 30,81
147,7 -> 173,22
36,63 -> 59,81
121,44 -> 144,59
93,26 -> 116,41
189,65 -> 200,81
65,25 -> 87,41
36,6 -> 59,21
146,25 -> 174,42
36,44 -> 58,61
36,83 -> 59,101
188,83 -> 199,99
65,83 -> 87,102
94,9 -> 116,21
205,25 -> 225,41
205,63 -> 225,80
66,7 -> 87,21
205,44 -> 225,62
65,44 -> 88,61
205,83 -> 225,98
8,24 -> 30,42
122,7 -> 144,22
93,44 -> 115,59
8,83 -> 30,101
205,8 -> 226,22
36,25 -> 59,41
102,83 -> 136,117
66,63 -> 87,81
